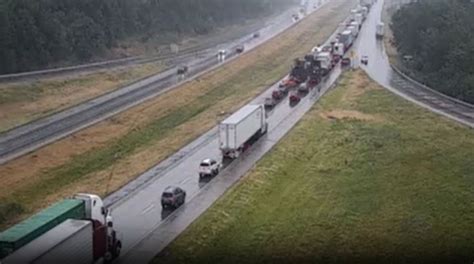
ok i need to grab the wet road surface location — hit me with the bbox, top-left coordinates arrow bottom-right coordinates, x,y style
116,64 -> 342,264
106,1 -> 349,263
0,2 -> 322,165
355,0 -> 474,128
108,2 -> 474,263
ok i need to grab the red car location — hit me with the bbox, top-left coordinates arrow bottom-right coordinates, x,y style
341,57 -> 351,66
289,93 -> 301,104
272,90 -> 283,100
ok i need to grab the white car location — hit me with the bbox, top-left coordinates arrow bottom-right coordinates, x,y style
199,158 -> 221,178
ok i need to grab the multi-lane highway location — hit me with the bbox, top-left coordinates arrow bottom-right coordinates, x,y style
109,2 -> 474,263
0,2 -> 325,165
356,0 -> 474,128
97,1 -> 347,262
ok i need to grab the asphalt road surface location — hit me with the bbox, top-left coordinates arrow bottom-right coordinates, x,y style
355,0 -> 474,128
99,1 -> 347,263
0,2 -> 324,165
109,2 -> 474,263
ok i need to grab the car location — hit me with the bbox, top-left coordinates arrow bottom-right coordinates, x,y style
341,57 -> 351,66
298,82 -> 309,93
177,65 -> 188,75
272,90 -> 283,100
161,186 -> 186,209
199,158 -> 221,178
236,45 -> 245,53
253,32 -> 260,38
361,55 -> 369,65
289,92 -> 301,104
264,97 -> 277,108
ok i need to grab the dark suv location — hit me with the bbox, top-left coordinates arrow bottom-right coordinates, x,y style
161,186 -> 186,209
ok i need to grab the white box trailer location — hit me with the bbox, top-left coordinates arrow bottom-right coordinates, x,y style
350,9 -> 358,21
333,43 -> 345,57
355,14 -> 363,26
347,26 -> 358,38
2,219 -> 93,264
376,22 -> 385,38
219,104 -> 267,159
316,52 -> 332,70
339,30 -> 354,51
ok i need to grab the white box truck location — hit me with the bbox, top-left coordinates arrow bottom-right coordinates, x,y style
339,30 -> 354,52
376,22 -> 384,39
315,52 -> 332,75
355,14 -> 363,27
219,104 -> 267,160
347,26 -> 358,38
2,219 -> 93,264
350,21 -> 360,33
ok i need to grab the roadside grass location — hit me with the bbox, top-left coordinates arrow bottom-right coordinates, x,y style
0,0 -> 356,229
0,62 -> 165,132
153,70 -> 474,264
382,1 -> 401,67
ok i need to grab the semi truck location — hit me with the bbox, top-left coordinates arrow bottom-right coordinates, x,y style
315,52 -> 332,76
355,14 -> 363,28
219,105 -> 268,160
339,30 -> 354,52
349,21 -> 360,35
347,26 -> 358,39
0,194 -> 121,263
376,22 -> 385,39
333,42 -> 345,61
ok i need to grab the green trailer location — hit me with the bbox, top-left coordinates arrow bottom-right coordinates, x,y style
0,199 -> 85,258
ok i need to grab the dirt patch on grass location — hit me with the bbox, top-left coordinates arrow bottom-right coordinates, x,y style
0,0 -> 356,229
340,69 -> 380,104
320,110 -> 382,122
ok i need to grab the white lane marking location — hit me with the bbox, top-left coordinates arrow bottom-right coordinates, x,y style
141,203 -> 156,215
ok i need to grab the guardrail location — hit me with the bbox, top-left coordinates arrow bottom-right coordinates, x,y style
390,64 -> 474,108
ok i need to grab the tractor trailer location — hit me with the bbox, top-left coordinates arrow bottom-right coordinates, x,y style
0,194 -> 121,263
376,22 -> 385,39
219,104 -> 268,160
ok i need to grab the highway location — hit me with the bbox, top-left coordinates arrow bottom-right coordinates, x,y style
0,4 -> 290,83
109,2 -> 474,263
355,0 -> 474,128
98,1 -> 346,263
0,2 -> 323,165
114,50 -> 342,264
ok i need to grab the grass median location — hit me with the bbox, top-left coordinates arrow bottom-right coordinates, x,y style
153,70 -> 474,264
0,62 -> 166,132
0,0 -> 356,229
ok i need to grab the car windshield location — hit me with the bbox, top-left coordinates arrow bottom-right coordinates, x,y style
162,192 -> 173,198
200,163 -> 209,167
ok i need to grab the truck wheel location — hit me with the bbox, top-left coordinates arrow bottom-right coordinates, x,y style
113,241 -> 122,258
104,251 -> 113,263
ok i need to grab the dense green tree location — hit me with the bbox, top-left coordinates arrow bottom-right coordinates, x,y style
0,0 -> 296,74
391,0 -> 474,104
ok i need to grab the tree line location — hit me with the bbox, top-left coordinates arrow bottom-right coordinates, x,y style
0,0 -> 295,74
391,0 -> 474,104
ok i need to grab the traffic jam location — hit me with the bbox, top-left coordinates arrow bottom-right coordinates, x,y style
0,1 -> 375,263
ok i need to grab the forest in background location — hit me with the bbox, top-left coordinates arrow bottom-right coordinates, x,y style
0,0 -> 295,74
391,0 -> 474,104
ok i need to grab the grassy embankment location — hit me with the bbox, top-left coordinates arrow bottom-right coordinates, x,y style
153,70 -> 474,264
0,0 -> 356,229
382,0 -> 401,67
0,63 -> 166,132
